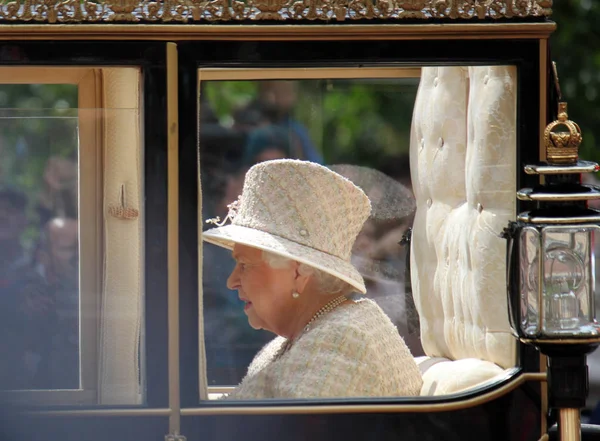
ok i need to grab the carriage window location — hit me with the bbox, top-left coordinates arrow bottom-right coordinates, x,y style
199,66 -> 518,401
199,73 -> 424,389
0,68 -> 144,406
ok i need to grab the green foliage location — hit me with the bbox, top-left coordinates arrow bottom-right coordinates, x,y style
0,84 -> 78,247
205,79 -> 417,169
551,1 -> 600,165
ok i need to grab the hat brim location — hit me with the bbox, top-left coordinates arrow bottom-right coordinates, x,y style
202,224 -> 366,294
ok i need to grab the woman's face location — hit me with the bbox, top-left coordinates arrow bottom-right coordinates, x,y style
226,244 -> 298,334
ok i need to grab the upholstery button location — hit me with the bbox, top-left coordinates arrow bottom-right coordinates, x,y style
427,198 -> 432,208
433,77 -> 439,87
299,229 -> 308,236
484,75 -> 489,85
438,137 -> 444,149
477,203 -> 483,213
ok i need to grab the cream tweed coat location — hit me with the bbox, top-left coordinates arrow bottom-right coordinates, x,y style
225,298 -> 423,399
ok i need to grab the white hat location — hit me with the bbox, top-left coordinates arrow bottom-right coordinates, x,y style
203,159 -> 372,294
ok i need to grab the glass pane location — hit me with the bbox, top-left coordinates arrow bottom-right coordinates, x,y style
0,84 -> 79,391
0,125 -> 79,389
542,225 -> 599,337
200,77 -> 421,388
0,77 -> 144,406
519,227 -> 540,336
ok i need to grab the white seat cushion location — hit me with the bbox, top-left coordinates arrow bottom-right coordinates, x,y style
416,356 -> 507,396
409,66 -> 518,393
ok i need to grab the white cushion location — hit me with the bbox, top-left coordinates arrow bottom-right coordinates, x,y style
409,66 -> 518,385
415,356 -> 507,396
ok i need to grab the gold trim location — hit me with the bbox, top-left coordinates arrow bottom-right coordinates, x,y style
0,67 -> 90,83
521,338 -> 600,345
517,213 -> 600,224
539,38 -> 548,163
544,102 -> 583,165
517,187 -> 600,202
541,353 -> 548,436
559,408 -> 581,441
167,42 -> 181,436
199,67 -> 422,81
0,0 -> 552,24
23,373 -> 546,417
0,23 -> 557,41
524,162 -> 600,175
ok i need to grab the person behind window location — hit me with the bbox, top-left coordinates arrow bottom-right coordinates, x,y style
242,124 -> 293,167
0,187 -> 54,390
34,217 -> 79,389
241,81 -> 323,164
36,155 -> 78,225
203,159 -> 422,399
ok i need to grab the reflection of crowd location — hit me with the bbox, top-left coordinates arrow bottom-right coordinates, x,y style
0,153 -> 79,390
201,80 -> 422,385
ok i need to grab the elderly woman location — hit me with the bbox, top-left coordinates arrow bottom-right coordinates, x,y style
203,159 -> 422,399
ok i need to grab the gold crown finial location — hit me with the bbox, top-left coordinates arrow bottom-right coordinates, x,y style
544,102 -> 582,165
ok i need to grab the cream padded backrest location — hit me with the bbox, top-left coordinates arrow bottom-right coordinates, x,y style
410,66 -> 517,384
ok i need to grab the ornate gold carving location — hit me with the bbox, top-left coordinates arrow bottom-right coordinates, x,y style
107,0 -> 139,21
397,0 -> 427,19
254,0 -> 288,20
544,102 -> 583,166
0,0 -> 552,22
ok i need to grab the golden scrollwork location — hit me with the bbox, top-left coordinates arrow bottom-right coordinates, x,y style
0,0 -> 552,22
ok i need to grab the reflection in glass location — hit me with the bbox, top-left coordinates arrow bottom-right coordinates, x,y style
542,226 -> 597,336
200,78 -> 422,387
520,227 -> 540,336
0,91 -> 80,391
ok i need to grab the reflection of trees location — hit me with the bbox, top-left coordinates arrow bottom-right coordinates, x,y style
205,79 -> 417,168
0,84 -> 78,247
552,4 -> 600,167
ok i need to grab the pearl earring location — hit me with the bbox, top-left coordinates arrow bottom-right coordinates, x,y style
292,292 -> 300,299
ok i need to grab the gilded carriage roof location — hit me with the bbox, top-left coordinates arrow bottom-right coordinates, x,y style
0,0 -> 552,23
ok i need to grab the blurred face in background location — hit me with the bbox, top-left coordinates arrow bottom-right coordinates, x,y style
254,146 -> 288,164
45,218 -> 78,278
258,81 -> 298,119
0,197 -> 26,243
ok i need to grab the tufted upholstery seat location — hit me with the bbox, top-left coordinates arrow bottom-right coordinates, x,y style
409,66 -> 518,396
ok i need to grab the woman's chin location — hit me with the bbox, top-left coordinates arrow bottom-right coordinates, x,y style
248,322 -> 262,330
246,313 -> 265,330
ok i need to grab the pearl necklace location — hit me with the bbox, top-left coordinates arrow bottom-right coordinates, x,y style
279,294 -> 349,357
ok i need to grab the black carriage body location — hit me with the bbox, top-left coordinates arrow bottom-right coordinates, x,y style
0,18 -> 556,441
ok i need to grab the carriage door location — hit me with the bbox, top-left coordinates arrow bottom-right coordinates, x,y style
0,42 -> 173,441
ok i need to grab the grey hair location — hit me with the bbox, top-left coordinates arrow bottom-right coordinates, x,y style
261,250 -> 353,295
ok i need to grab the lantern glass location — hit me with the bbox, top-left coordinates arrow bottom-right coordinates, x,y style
541,225 -> 599,337
519,227 -> 541,336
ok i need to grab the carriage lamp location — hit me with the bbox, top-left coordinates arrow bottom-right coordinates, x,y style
503,102 -> 600,441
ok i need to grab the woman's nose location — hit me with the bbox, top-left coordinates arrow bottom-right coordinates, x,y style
226,264 -> 241,290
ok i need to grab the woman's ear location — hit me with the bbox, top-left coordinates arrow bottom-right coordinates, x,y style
293,265 -> 311,294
